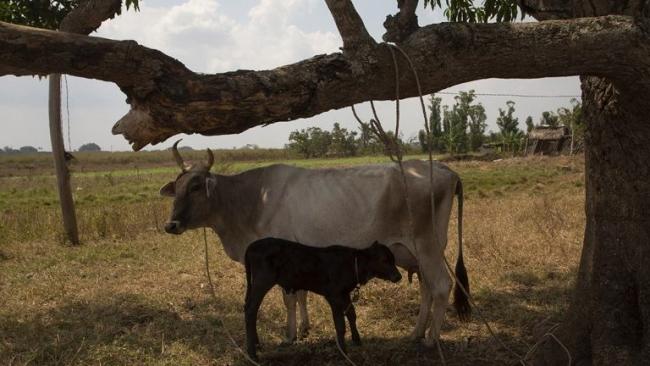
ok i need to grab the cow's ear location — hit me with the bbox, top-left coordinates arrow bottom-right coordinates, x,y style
159,181 -> 176,197
205,176 -> 217,197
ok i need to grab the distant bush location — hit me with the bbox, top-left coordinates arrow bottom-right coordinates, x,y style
19,146 -> 38,153
79,143 -> 101,152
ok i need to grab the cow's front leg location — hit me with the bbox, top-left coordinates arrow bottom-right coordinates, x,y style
281,288 -> 298,343
296,290 -> 310,337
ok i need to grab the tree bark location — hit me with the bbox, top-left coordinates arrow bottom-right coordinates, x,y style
521,1 -> 650,365
1,15 -> 648,149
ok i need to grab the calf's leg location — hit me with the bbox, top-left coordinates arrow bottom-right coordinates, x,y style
344,300 -> 361,346
245,279 -> 274,360
326,296 -> 348,354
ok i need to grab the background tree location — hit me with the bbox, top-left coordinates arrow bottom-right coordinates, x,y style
418,95 -> 443,153
329,122 -> 358,157
441,105 -> 465,154
525,115 -> 534,133
557,98 -> 584,154
288,127 -> 332,158
467,99 -> 487,151
356,122 -> 384,155
540,110 -> 560,127
78,142 -> 101,152
19,146 -> 38,153
496,100 -> 523,152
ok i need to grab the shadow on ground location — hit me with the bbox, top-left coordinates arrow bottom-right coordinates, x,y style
0,268 -> 575,365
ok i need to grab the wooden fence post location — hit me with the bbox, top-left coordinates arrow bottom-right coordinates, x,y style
49,74 -> 80,245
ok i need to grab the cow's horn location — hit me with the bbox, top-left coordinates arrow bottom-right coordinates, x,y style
172,139 -> 186,171
206,148 -> 214,171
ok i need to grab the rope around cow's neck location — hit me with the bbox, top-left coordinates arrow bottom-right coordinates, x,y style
202,227 -> 262,366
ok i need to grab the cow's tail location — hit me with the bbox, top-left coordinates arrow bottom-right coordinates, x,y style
453,179 -> 471,321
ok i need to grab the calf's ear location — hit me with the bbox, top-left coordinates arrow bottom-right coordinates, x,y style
159,181 -> 176,197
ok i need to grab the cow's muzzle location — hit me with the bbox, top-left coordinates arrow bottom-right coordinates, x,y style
164,220 -> 185,235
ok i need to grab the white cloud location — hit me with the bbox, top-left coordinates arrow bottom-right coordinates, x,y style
97,0 -> 340,73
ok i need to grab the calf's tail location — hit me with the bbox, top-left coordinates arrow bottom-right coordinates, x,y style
453,180 -> 471,321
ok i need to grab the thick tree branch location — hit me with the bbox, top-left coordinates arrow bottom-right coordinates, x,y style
1,15 -> 648,150
60,0 -> 123,33
324,0 -> 376,52
383,0 -> 420,42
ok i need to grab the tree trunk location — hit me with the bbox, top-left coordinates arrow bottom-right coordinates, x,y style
534,76 -> 650,366
524,1 -> 650,364
535,63 -> 650,365
48,74 -> 79,245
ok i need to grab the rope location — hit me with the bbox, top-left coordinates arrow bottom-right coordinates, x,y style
351,43 -> 442,364
386,43 -> 447,365
202,228 -> 261,366
390,42 -> 529,364
336,336 -> 359,366
523,324 -> 572,366
388,43 -> 573,366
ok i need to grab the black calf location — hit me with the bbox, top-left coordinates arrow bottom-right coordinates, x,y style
243,238 -> 402,360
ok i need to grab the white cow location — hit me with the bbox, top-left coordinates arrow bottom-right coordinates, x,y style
160,142 -> 470,345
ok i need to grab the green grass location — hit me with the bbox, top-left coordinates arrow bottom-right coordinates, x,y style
0,153 -> 586,365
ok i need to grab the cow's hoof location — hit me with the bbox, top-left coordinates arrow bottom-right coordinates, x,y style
281,336 -> 296,345
352,336 -> 362,346
409,330 -> 425,342
299,324 -> 310,338
422,337 -> 437,348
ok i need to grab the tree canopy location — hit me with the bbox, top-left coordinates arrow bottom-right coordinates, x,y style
0,0 -> 139,29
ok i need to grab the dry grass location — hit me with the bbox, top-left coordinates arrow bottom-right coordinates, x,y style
0,154 -> 585,365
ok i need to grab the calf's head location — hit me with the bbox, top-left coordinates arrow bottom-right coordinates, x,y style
362,242 -> 402,283
159,140 -> 217,235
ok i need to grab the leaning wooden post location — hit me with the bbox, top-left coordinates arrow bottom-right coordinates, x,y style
44,0 -> 126,245
49,74 -> 79,245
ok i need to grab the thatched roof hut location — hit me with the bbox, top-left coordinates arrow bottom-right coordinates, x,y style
525,126 -> 571,155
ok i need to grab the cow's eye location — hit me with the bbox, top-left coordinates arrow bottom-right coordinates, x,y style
189,184 -> 201,193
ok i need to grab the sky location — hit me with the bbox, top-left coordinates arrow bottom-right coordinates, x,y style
0,0 -> 581,152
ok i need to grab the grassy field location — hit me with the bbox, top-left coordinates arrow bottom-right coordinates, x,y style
0,152 -> 585,365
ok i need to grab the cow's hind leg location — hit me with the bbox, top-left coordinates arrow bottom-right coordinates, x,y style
411,275 -> 433,340
297,290 -> 310,337
424,258 -> 452,347
281,289 -> 298,343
